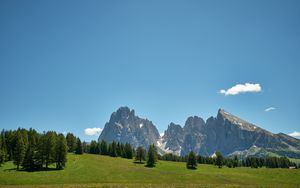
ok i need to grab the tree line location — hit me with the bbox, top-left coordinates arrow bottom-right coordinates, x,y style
83,139 -> 134,159
83,139 -> 158,167
172,151 -> 298,169
0,128 -> 68,170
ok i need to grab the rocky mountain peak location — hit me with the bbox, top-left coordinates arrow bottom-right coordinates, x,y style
216,109 -> 260,131
111,106 -> 134,120
163,123 -> 183,138
99,107 -> 159,149
184,116 -> 205,132
217,108 -> 231,120
160,122 -> 184,156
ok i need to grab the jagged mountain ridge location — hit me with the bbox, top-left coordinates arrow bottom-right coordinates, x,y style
99,107 -> 300,158
99,107 -> 160,149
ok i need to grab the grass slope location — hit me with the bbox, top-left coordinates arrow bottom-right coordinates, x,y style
0,154 -> 300,188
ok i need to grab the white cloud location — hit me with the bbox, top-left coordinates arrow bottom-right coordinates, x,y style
219,83 -> 262,96
288,131 -> 300,137
160,132 -> 164,137
84,127 -> 102,136
265,107 -> 276,112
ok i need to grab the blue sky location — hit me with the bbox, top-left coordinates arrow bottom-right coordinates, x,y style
0,0 -> 299,141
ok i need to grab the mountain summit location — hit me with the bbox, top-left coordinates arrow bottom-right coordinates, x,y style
99,107 -> 300,158
98,107 -> 160,149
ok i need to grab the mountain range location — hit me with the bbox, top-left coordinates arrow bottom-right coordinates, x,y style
99,107 -> 300,158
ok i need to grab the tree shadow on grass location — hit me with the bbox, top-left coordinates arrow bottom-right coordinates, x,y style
133,161 -> 145,164
145,164 -> 155,168
186,167 -> 197,170
4,167 -> 17,171
4,167 -> 63,172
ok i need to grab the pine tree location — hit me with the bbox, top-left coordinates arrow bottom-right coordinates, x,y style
99,140 -> 108,155
22,145 -> 35,170
215,151 -> 223,168
0,149 -> 4,166
233,155 -> 239,168
66,133 -> 77,153
22,128 -> 38,170
0,130 -> 7,162
36,133 -> 47,169
116,142 -> 122,157
124,143 -> 133,159
13,131 -> 26,170
226,159 -> 233,168
135,146 -> 146,163
5,130 -> 15,161
0,136 -> 5,166
250,157 -> 258,168
75,138 -> 83,154
82,141 -> 89,153
109,141 -> 117,157
44,131 -> 56,168
95,142 -> 101,154
89,140 -> 97,154
55,134 -> 67,169
146,144 -> 157,167
186,151 -> 197,169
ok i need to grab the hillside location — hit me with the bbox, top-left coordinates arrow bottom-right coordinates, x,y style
0,154 -> 300,187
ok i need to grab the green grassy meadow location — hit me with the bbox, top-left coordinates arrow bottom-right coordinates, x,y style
0,154 -> 300,188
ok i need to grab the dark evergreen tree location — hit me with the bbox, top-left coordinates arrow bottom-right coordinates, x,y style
5,130 -> 15,161
82,141 -> 89,153
146,144 -> 157,167
108,143 -> 112,156
112,141 -> 119,157
215,151 -> 223,168
0,130 -> 7,162
161,153 -> 186,162
0,149 -> 4,166
233,155 -> 239,168
55,133 -> 67,169
109,141 -> 117,157
95,142 -> 101,154
279,157 -> 290,168
99,140 -> 108,155
135,146 -> 146,163
226,159 -> 233,168
197,155 -> 205,164
36,133 -> 46,168
44,131 -> 57,168
13,131 -> 26,170
0,135 -> 5,166
251,157 -> 258,168
124,143 -> 133,159
22,144 -> 35,170
186,151 -> 197,169
116,142 -> 122,157
89,140 -> 98,154
258,158 -> 264,168
22,128 -> 38,170
75,138 -> 83,154
66,133 -> 77,153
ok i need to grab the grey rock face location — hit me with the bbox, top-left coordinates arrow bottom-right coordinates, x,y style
162,123 -> 184,153
98,106 -> 160,149
99,107 -> 300,158
162,109 -> 300,158
180,116 -> 206,155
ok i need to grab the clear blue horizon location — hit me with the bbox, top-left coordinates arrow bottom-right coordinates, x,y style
1,0 -> 300,141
